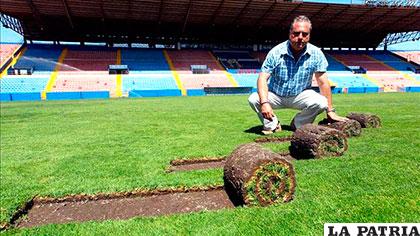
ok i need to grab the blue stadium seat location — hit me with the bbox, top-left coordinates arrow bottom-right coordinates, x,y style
325,53 -> 378,89
14,44 -> 62,74
232,74 -> 258,88
0,76 -> 49,93
367,51 -> 416,73
122,74 -> 178,93
129,89 -> 181,97
121,49 -> 171,72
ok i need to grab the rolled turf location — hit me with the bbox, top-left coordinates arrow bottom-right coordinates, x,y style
223,143 -> 296,206
289,124 -> 348,159
346,112 -> 381,128
318,118 -> 362,137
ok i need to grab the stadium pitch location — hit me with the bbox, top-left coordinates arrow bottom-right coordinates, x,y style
0,92 -> 419,235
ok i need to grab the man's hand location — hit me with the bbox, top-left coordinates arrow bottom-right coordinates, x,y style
261,103 -> 275,121
327,111 -> 349,122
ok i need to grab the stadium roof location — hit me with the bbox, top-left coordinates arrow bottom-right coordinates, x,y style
1,0 -> 419,48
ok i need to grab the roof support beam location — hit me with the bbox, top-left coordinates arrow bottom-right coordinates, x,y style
335,7 -> 375,32
62,0 -> 74,29
377,9 -> 419,33
309,4 -> 329,19
181,0 -> 193,35
100,0 -> 106,33
127,0 -> 132,19
397,14 -> 420,30
254,1 -> 277,29
275,3 -> 302,29
361,8 -> 395,33
26,0 -> 44,31
158,0 -> 164,24
99,0 -> 106,20
318,5 -> 351,28
231,0 -> 252,26
209,0 -> 225,26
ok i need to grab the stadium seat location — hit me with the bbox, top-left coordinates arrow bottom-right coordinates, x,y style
13,44 -> 62,74
166,50 -> 235,89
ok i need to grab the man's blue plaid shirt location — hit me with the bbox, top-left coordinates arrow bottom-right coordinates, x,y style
261,41 -> 328,96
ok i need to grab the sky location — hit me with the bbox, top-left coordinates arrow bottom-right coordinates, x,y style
1,0 -> 418,51
0,25 -> 24,44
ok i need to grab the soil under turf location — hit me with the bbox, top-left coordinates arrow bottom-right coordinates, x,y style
17,187 -> 234,228
167,160 -> 227,172
14,146 -> 296,229
8,136 -> 314,229
254,136 -> 292,143
167,137 -> 293,172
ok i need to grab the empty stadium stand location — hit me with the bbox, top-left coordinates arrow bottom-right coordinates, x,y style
232,73 -> 258,88
329,51 -> 419,92
2,44 -> 419,102
324,53 -> 378,91
121,49 -> 171,73
213,50 -> 261,73
60,47 -> 116,71
1,0 -> 419,101
52,73 -> 116,92
167,50 -> 223,72
165,50 -> 236,90
393,51 -> 420,65
123,74 -> 178,92
250,51 -> 268,64
0,43 -> 21,69
12,44 -> 62,74
369,51 -> 418,73
0,76 -> 49,93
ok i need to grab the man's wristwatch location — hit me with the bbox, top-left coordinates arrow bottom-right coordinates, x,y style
327,108 -> 336,113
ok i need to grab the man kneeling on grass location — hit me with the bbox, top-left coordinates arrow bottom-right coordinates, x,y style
248,15 -> 348,135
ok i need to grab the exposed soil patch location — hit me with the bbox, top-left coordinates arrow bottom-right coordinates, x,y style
168,160 -> 226,172
254,136 -> 292,143
168,154 -> 294,173
16,186 -> 233,228
167,157 -> 226,172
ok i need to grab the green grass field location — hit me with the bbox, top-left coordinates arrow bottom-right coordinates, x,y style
1,93 -> 419,235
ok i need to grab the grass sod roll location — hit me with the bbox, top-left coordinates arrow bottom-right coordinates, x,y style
223,143 -> 296,206
289,124 -> 348,159
318,119 -> 362,137
346,112 -> 381,128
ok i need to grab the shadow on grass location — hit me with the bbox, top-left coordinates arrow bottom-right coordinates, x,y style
244,125 -> 295,135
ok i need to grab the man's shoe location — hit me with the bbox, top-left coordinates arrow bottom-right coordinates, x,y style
262,124 -> 282,135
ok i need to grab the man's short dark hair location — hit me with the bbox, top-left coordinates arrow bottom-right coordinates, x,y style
290,15 -> 312,32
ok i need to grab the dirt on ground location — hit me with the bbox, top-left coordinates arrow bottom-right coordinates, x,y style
168,159 -> 226,172
17,188 -> 234,228
254,136 -> 292,143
